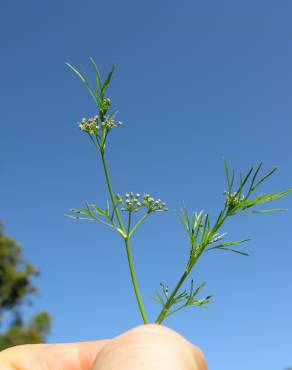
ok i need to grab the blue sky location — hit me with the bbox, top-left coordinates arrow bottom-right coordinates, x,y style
1,1 -> 292,369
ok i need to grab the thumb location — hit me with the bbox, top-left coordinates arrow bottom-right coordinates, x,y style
92,324 -> 207,370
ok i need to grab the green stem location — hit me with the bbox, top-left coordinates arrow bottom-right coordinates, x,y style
125,237 -> 149,323
155,269 -> 189,324
100,152 -> 125,231
129,212 -> 149,237
155,210 -> 229,324
127,211 -> 132,235
100,151 -> 148,323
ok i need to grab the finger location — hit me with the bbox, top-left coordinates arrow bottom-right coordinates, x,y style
92,324 -> 207,370
0,339 -> 110,370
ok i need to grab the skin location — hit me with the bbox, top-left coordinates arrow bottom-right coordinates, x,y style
0,324 -> 207,370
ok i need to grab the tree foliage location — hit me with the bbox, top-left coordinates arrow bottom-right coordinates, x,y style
0,223 -> 51,350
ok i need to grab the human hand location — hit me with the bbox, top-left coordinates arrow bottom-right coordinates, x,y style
0,324 -> 207,370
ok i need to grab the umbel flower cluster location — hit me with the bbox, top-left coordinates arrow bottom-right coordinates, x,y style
116,193 -> 168,213
78,114 -> 122,135
224,191 -> 245,208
